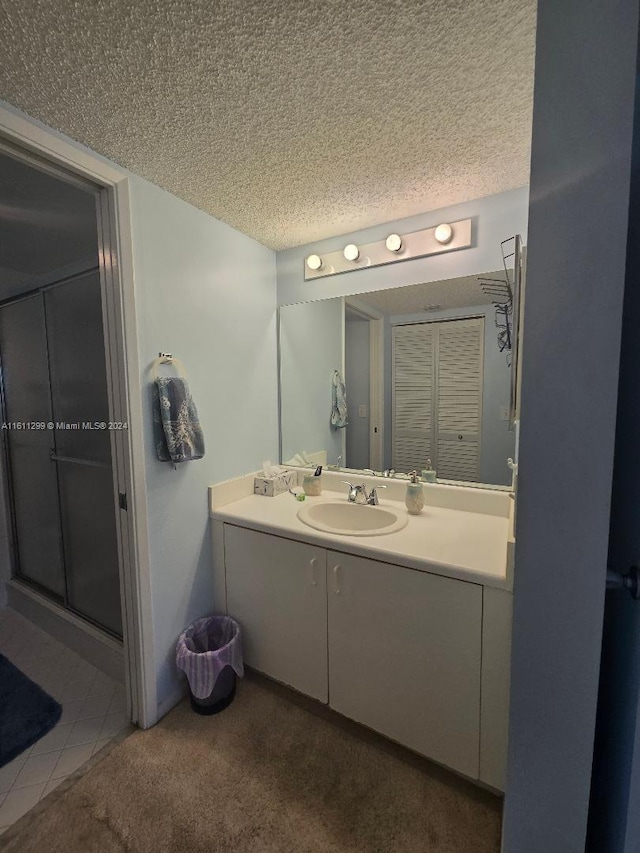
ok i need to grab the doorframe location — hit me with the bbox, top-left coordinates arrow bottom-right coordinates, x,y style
344,297 -> 384,470
0,103 -> 156,728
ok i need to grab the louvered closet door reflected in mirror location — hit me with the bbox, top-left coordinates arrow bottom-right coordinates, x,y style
392,317 -> 484,481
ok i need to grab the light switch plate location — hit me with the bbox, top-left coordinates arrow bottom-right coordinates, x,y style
358,404 -> 368,418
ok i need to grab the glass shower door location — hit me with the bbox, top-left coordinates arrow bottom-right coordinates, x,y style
45,272 -> 122,637
0,295 -> 66,597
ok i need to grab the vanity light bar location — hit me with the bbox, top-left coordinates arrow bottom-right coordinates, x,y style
303,218 -> 472,280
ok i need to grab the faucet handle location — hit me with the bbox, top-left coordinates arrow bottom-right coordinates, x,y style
341,481 -> 357,502
367,484 -> 387,505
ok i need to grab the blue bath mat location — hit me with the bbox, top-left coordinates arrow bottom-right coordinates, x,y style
0,653 -> 62,767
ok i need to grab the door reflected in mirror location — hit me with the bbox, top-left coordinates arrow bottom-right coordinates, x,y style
279,266 -> 522,488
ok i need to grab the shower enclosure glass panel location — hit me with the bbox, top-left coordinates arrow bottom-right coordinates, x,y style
0,295 -> 66,597
0,272 -> 122,638
45,273 -> 122,637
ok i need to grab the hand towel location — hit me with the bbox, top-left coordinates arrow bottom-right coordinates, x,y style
330,369 -> 348,429
153,376 -> 205,463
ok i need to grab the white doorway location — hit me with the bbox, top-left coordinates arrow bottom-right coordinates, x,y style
0,111 -> 154,731
344,298 -> 383,471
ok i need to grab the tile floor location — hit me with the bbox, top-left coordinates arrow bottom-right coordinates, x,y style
0,607 -> 130,835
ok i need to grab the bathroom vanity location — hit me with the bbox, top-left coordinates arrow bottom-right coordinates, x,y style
210,470 -> 514,792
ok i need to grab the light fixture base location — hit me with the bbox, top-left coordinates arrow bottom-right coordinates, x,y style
303,218 -> 471,280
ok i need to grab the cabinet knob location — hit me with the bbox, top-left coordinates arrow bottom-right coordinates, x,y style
333,564 -> 341,594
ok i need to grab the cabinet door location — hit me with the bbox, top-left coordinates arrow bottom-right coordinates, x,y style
327,551 -> 482,778
225,525 -> 328,702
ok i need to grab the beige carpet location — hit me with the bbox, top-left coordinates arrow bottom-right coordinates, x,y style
0,676 -> 502,853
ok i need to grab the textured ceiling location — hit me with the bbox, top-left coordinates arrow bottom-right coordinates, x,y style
352,271 -> 502,316
0,0 -> 537,250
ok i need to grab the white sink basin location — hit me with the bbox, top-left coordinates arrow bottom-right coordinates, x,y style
297,501 -> 408,536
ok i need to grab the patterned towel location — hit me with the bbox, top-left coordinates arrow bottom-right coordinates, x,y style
153,377 -> 205,463
330,369 -> 348,429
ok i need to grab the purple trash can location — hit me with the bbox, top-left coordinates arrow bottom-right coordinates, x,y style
176,615 -> 244,715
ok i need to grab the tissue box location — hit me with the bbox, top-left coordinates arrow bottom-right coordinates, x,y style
254,469 -> 297,497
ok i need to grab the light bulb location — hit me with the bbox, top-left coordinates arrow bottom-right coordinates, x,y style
343,244 -> 360,262
434,223 -> 453,244
306,254 -> 322,271
385,234 -> 403,253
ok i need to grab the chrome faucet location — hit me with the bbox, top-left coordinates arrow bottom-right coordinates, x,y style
341,481 -> 368,504
366,485 -> 387,505
341,481 -> 387,505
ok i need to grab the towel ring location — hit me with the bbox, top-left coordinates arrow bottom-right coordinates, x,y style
151,354 -> 187,380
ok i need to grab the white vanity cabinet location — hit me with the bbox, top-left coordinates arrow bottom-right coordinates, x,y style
326,550 -> 483,779
219,523 -> 508,785
224,525 -> 328,702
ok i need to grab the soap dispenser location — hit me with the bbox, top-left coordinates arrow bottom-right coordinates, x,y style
421,458 -> 437,483
405,471 -> 424,515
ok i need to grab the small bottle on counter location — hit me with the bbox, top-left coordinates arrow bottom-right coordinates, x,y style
421,458 -> 437,483
405,471 -> 424,515
303,466 -> 323,496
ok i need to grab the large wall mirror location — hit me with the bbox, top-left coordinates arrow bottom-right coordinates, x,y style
279,246 -> 523,488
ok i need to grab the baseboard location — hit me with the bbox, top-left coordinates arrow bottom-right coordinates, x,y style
156,681 -> 188,722
245,668 -> 504,798
6,579 -> 124,683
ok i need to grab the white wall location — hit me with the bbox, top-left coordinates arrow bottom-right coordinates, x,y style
276,188 -> 529,307
280,298 -> 345,466
128,176 -> 279,715
502,0 -> 639,850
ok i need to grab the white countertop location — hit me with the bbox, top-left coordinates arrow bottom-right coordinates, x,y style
210,488 -> 511,591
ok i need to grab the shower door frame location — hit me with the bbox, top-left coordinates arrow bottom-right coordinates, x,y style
0,106 -> 156,729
